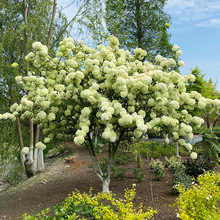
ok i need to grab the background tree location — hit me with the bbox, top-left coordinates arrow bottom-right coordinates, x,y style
186,66 -> 220,99
104,0 -> 177,63
186,66 -> 220,131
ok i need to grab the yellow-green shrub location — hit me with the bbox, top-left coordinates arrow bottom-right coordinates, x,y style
173,172 -> 220,220
61,185 -> 156,220
23,186 -> 156,219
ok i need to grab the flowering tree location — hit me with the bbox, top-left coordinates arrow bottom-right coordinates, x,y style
1,36 -> 220,192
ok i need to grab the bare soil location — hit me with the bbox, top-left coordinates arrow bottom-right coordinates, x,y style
0,143 -> 178,220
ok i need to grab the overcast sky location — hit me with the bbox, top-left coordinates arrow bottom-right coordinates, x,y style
57,0 -> 220,91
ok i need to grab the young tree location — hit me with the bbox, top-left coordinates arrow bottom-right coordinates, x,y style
186,66 -> 220,99
186,67 -> 220,130
1,36 -> 220,191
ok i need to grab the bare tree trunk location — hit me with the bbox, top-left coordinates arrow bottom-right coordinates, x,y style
16,116 -> 25,167
102,178 -> 110,192
37,149 -> 44,171
33,126 -> 40,170
25,118 -> 35,177
86,131 -> 124,192
47,0 -> 57,48
176,142 -> 180,158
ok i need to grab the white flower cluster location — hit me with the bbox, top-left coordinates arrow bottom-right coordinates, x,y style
35,142 -> 46,150
1,35 -> 220,160
22,147 -> 29,155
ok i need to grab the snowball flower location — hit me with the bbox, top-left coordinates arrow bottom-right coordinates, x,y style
101,113 -> 109,121
37,111 -> 47,120
109,35 -> 119,45
32,42 -> 43,50
170,100 -> 180,109
74,136 -> 85,145
22,147 -> 29,155
109,136 -> 117,142
172,45 -> 179,52
190,152 -> 197,160
35,142 -> 46,150
155,55 -> 163,62
48,113 -> 56,121
185,143 -> 192,151
175,50 -> 182,57
55,84 -> 65,92
44,137 -> 50,143
178,61 -> 185,67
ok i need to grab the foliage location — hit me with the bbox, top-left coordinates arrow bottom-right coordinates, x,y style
150,158 -> 165,181
193,130 -> 220,164
173,172 -> 220,219
0,141 -> 23,185
133,167 -> 145,182
112,167 -> 127,179
164,156 -> 184,171
23,186 -> 156,219
164,156 -> 191,194
140,141 -> 176,158
183,156 -> 216,179
99,150 -> 133,179
171,166 -> 192,195
114,150 -> 134,165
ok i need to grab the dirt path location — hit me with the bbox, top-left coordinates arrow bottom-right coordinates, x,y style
0,144 -> 178,220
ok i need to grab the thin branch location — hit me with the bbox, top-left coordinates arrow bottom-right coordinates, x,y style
57,0 -> 77,13
23,0 -> 29,75
51,0 -> 89,48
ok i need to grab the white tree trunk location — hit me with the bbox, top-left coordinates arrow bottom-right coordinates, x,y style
37,149 -> 44,171
33,147 -> 38,171
176,142 -> 180,158
102,177 -> 110,192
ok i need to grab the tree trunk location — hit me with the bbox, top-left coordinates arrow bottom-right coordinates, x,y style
24,118 -> 35,177
102,177 -> 110,192
176,142 -> 180,158
37,149 -> 44,171
33,147 -> 38,171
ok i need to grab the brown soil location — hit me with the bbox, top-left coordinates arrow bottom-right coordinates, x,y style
0,143 -> 178,220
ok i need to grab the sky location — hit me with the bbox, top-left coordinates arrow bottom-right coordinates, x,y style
165,0 -> 220,90
57,0 -> 220,91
